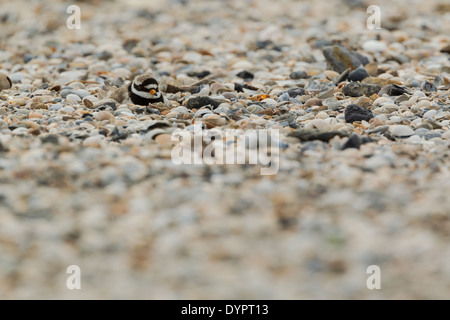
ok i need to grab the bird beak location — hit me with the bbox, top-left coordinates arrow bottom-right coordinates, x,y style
149,89 -> 156,95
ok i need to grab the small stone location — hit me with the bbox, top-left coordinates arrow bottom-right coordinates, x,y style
186,96 -> 221,109
154,133 -> 174,145
287,87 -> 306,98
323,70 -> 339,80
344,104 -> 374,123
28,112 -> 43,119
362,40 -> 387,52
304,98 -> 322,107
289,71 -> 308,79
420,81 -> 437,92
442,131 -> 450,139
440,45 -> 450,54
49,103 -> 63,111
390,125 -> 414,137
94,99 -> 118,110
322,45 -> 369,73
94,111 -> 115,121
288,129 -> 349,142
236,70 -> 254,80
342,134 -> 361,149
348,68 -> 369,82
60,89 -> 76,98
356,96 -> 372,108
66,94 -> 81,102
365,62 -> 378,76
0,73 -> 12,90
61,106 -> 75,114
203,114 -> 226,127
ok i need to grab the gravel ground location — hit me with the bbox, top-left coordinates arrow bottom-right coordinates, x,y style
0,0 -> 449,299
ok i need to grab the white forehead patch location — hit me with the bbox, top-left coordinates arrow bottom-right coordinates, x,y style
145,84 -> 158,89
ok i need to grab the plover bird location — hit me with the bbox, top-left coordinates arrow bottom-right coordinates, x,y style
107,74 -> 169,106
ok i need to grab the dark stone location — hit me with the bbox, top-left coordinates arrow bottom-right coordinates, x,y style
99,129 -> 108,136
40,134 -> 59,145
123,39 -> 138,53
186,96 -> 221,109
24,54 -> 33,63
348,68 -> 369,82
420,81 -> 437,92
342,82 -> 381,97
322,45 -> 369,73
342,133 -> 361,149
344,104 -> 374,123
81,113 -> 92,118
188,70 -> 211,79
94,51 -> 113,61
378,84 -> 409,96
289,71 -> 308,79
110,127 -> 128,142
287,87 -> 305,98
236,70 -> 254,80
255,40 -> 273,49
234,83 -> 244,92
288,129 -> 349,142
38,82 -> 49,89
234,83 -> 258,92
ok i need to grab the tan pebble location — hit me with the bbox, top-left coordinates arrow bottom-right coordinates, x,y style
356,96 -> 372,108
114,119 -> 127,126
323,70 -> 339,80
442,130 -> 450,140
369,117 -> 384,127
20,120 -> 38,129
304,98 -> 322,107
28,128 -> 40,136
94,111 -> 114,121
83,98 -> 95,109
28,112 -> 43,119
12,98 -> 29,106
155,133 -> 174,145
0,73 -> 11,91
203,114 -> 226,126
315,111 -> 329,119
365,62 -> 378,76
311,105 -> 327,112
307,69 -> 321,77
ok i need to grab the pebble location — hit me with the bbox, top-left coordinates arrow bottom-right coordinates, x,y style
322,45 -> 369,73
390,125 -> 414,137
289,71 -> 308,79
0,73 -> 11,90
344,104 -> 374,123
362,40 -> 387,52
186,96 -> 221,109
348,68 -> 369,82
94,111 -> 115,121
